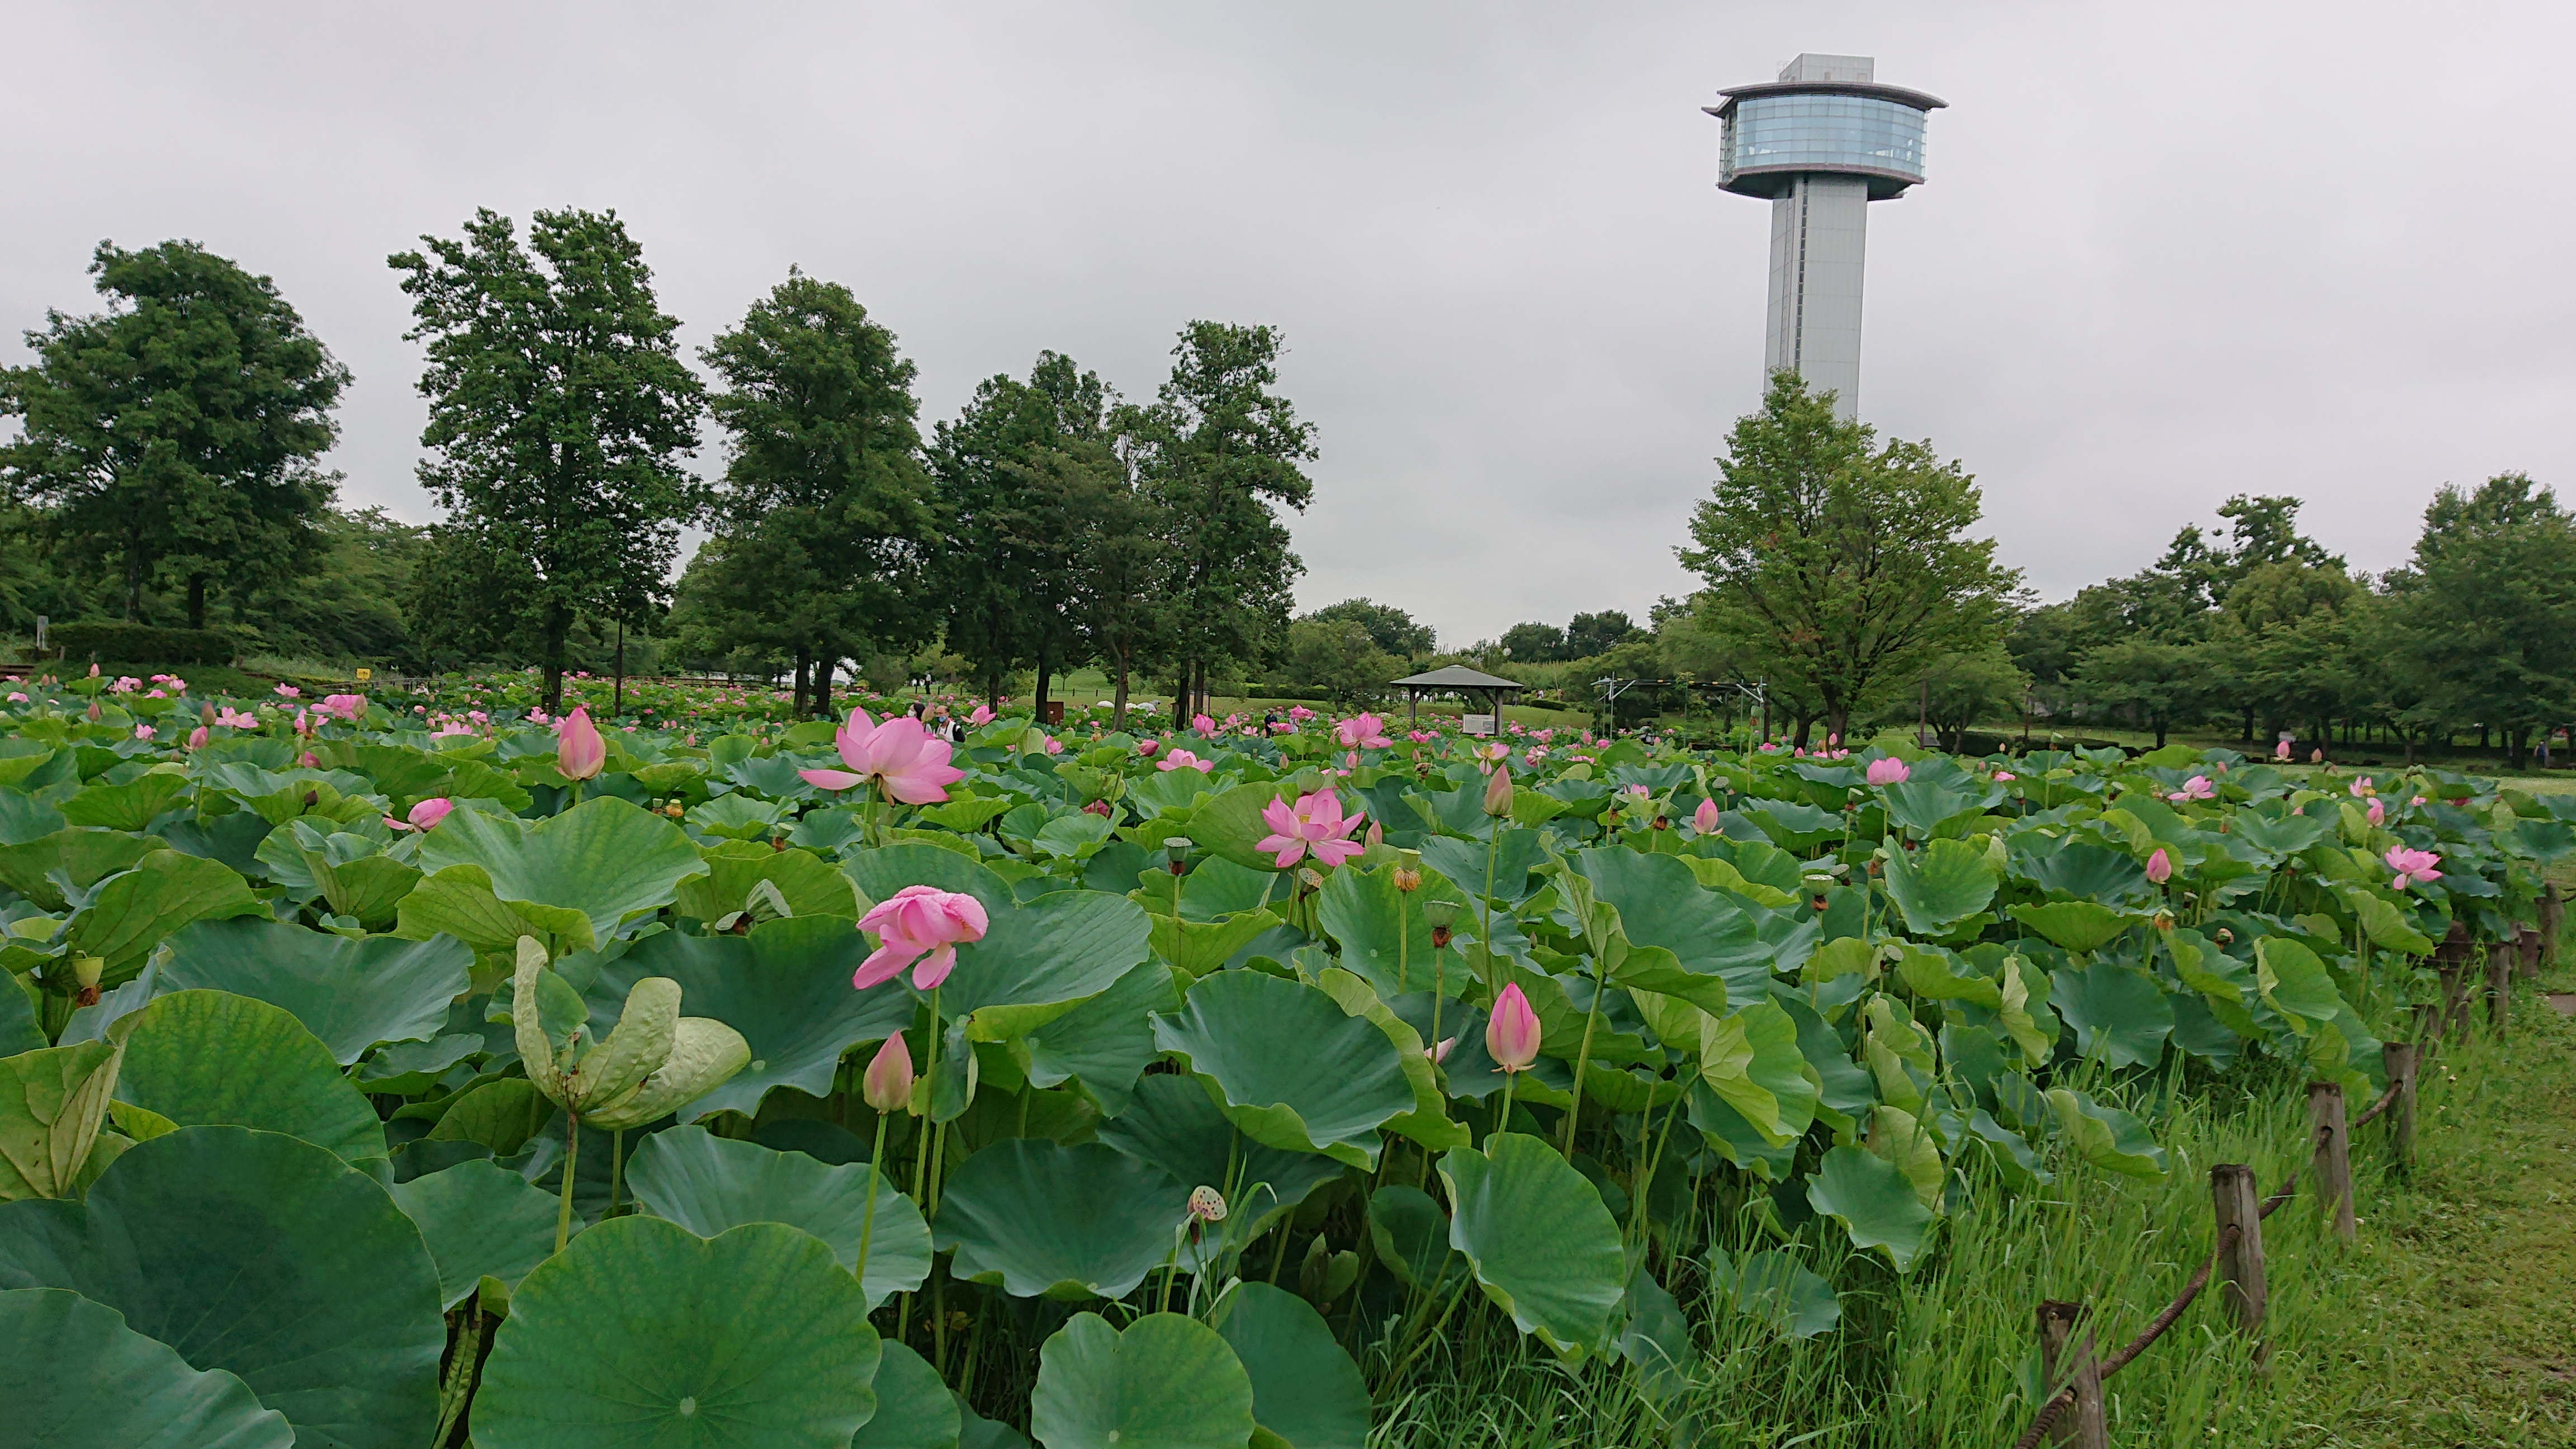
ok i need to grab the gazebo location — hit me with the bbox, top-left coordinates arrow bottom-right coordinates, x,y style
1390,664 -> 1526,735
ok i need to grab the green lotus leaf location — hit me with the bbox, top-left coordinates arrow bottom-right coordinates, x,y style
389,1157 -> 565,1308
1018,962 -> 1182,1118
426,1077 -> 553,1154
2008,901 -> 2138,955
396,862 -> 598,955
1706,1248 -> 1840,1338
474,1216 -> 881,1449
1880,775 -> 1998,836
1184,781 -> 1305,870
628,1125 -> 930,1308
0,1039 -> 121,1200
2046,1086 -> 2168,1180
2340,886 -> 2436,955
1314,860 -> 1475,995
420,796 -> 709,945
353,1032 -> 483,1095
0,1287 -> 293,1449
1679,853 -> 1799,907
2012,841 -> 2152,903
1148,908 -> 1282,979
0,827 -> 159,910
850,1342 -> 962,1449
1697,998 -> 1819,1148
2255,936 -> 2347,1033
943,890 -> 1153,1038
589,916 -> 913,1119
1437,1133 -> 1625,1360
2227,812 -> 2331,859
64,772 -> 188,832
111,989 -> 386,1168
0,973 -> 45,1055
686,792 -> 788,841
156,918 -> 472,1064
1806,1143 -> 1934,1271
933,1139 -> 1189,1301
1867,1104 -> 1946,1208
1152,969 -> 1414,1170
1365,1183 -> 1465,1291
1030,1311 -> 1257,1449
69,851 -> 263,987
0,1125 -> 444,1449
2049,962 -> 2175,1071
1878,838 -> 1998,935
1615,1265 -> 1696,1400
1573,849 -> 1775,1001
1093,1075 -> 1344,1240
843,842 -> 1016,919
1993,955 -> 2062,1066
1892,943 -> 2003,1010
675,839 -> 858,921
1211,1281 -> 1371,1449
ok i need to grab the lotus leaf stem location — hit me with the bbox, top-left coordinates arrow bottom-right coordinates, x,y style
553,1114 -> 580,1254
854,1111 -> 891,1298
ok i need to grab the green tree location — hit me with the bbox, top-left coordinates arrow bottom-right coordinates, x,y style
1909,644 -> 2032,751
1,239 -> 348,626
2069,640 -> 2207,749
2383,473 -> 2576,768
1499,621 -> 1568,664
697,269 -> 936,717
1564,610 -> 1641,659
1303,598 -> 1433,658
1123,322 -> 1317,727
390,208 -> 705,712
1677,375 -> 2020,740
1280,617 -> 1398,705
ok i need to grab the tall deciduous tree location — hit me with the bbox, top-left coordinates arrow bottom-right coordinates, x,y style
391,209 -> 705,712
695,269 -> 936,717
1124,322 -> 1316,725
1678,374 -> 2019,740
0,240 -> 347,625
1304,599 -> 1435,659
2383,473 -> 2576,768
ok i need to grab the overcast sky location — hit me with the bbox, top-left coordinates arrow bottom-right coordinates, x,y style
5,4 -> 2571,648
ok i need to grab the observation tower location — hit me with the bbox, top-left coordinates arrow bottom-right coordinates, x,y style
1706,54 -> 1945,418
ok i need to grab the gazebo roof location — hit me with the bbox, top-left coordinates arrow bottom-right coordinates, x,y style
1389,665 -> 1526,692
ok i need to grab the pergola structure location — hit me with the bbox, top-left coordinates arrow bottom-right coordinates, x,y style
1390,664 -> 1526,733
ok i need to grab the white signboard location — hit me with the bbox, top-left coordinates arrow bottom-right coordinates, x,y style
1463,713 -> 1497,736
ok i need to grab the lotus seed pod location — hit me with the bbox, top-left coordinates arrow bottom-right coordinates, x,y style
1187,1185 -> 1227,1223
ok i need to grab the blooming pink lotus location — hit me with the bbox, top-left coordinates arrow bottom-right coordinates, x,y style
274,683 -> 299,699
2366,797 -> 2386,827
2385,846 -> 2442,891
1486,984 -> 1540,1073
968,704 -> 994,726
1333,714 -> 1391,749
386,797 -> 455,832
1289,705 -> 1316,722
2145,847 -> 2172,884
2348,776 -> 2374,798
1692,797 -> 1721,834
1192,713 -> 1215,734
2167,774 -> 2215,803
556,707 -> 607,782
1156,748 -> 1213,773
318,694 -> 366,722
1995,770 -> 2015,782
1136,738 -> 1160,757
855,885 -> 990,990
1864,757 -> 1910,787
132,724 -> 153,741
798,708 -> 967,804
1255,790 -> 1367,869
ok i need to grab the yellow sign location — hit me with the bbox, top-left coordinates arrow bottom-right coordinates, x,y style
353,668 -> 371,682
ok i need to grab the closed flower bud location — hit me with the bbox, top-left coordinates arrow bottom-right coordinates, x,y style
862,1033 -> 915,1114
1481,766 -> 1514,818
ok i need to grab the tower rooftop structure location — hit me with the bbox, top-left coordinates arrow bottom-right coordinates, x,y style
1706,54 -> 1945,416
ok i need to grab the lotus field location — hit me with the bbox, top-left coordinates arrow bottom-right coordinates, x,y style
0,678 -> 2563,1448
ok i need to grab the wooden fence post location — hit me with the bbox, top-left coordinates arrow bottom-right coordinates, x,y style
2517,925 -> 2541,981
2544,885 -> 2563,970
2438,963 -> 2468,1043
2037,1301 -> 2108,1449
2307,1083 -> 2355,1243
2382,1041 -> 2418,1172
2488,942 -> 2514,1035
2210,1164 -> 2267,1365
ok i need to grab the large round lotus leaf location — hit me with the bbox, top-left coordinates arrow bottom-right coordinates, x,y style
1805,1143 -> 1935,1272
1313,860 -> 1476,996
843,842 -> 1016,919
675,840 -> 859,921
1879,774 -> 1998,836
1877,837 -> 1999,935
0,1287 -> 293,1449
586,916 -> 914,1117
1571,848 -> 1774,995
1706,1248 -> 1841,1339
425,1077 -> 552,1154
0,1038 -> 121,1201
1365,1183 -> 1463,1291
69,850 -> 264,986
156,918 -> 471,1064
1210,1282 -> 1370,1449
0,972 -> 45,1054
941,890 -> 1154,1040
2008,901 -> 2138,955
111,989 -> 387,1168
476,1216 -> 881,1449
849,1342 -> 962,1449
389,1158 -> 565,1309
933,1139 -> 1188,1301
1017,961 -> 1182,1119
1436,1133 -> 1625,1360
2049,962 -> 2175,1071
0,1125 -> 444,1449
1150,969 -> 1412,1170
1030,1311 -> 1257,1449
2012,841 -> 2152,904
1093,1075 -> 1343,1238
420,795 -> 710,946
628,1125 -> 930,1308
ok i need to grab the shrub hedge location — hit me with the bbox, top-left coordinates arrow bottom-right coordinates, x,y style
46,623 -> 239,666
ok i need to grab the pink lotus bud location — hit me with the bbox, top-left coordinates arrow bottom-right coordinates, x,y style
1692,797 -> 1720,834
1486,984 -> 1540,1073
1865,757 -> 1910,786
186,726 -> 208,750
1424,1036 -> 1456,1064
407,797 -> 454,831
556,705 -> 607,782
863,1033 -> 915,1113
1482,763 -> 1514,817
2145,847 -> 2171,884
2366,797 -> 2385,826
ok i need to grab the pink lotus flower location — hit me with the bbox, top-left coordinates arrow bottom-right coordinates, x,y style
1157,748 -> 1213,773
1289,705 -> 1316,722
132,724 -> 153,741
1192,713 -> 1215,734
2366,797 -> 2386,826
4,693 -> 22,704
274,683 -> 300,698
1865,757 -> 1910,786
2274,740 -> 2291,760
968,704 -> 993,726
2348,776 -> 2374,798
318,693 -> 366,722
862,1032 -> 914,1112
1424,1036 -> 1456,1065
185,725 -> 207,750
798,708 -> 967,804
386,797 -> 454,833
1333,714 -> 1392,749
2145,847 -> 2172,884
1486,984 -> 1540,1073
855,885 -> 990,990
1471,741 -> 1509,769
2385,846 -> 2442,891
1136,738 -> 1161,757
2167,774 -> 2215,803
1692,797 -> 1721,833
556,706 -> 607,782
1995,770 -> 2015,782
1043,735 -> 1063,755
1254,790 -> 1367,869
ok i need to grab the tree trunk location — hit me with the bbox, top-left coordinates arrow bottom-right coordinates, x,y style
1792,713 -> 1813,749
613,621 -> 624,719
2241,707 -> 2253,743
815,653 -> 834,721
1034,648 -> 1053,727
2154,718 -> 2168,750
1110,647 -> 1130,733
186,573 -> 207,631
792,648 -> 810,719
541,606 -> 571,714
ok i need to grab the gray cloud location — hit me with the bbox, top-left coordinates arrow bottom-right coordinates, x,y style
4,3 -> 2569,647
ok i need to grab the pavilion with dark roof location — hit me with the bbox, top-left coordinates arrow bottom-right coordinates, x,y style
1389,664 -> 1525,734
